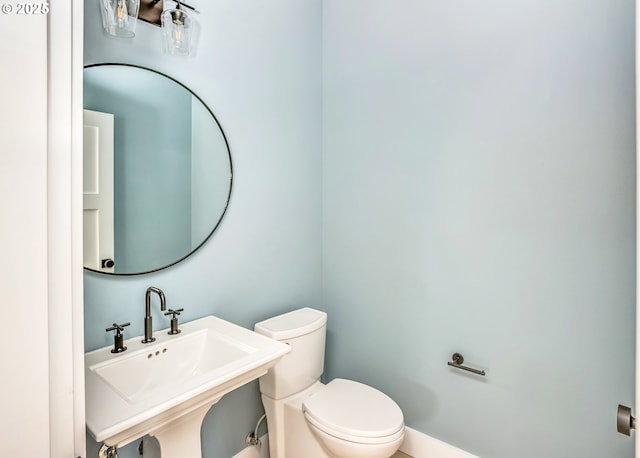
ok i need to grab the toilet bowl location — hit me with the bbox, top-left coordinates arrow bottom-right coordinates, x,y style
304,378 -> 405,458
255,308 -> 405,458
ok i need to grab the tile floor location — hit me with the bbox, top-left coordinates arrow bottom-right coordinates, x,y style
392,452 -> 412,458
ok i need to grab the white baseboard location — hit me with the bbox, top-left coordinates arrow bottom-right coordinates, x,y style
232,428 -> 478,458
399,426 -> 479,458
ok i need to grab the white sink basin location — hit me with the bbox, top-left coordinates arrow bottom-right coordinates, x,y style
91,328 -> 253,404
85,315 -> 290,457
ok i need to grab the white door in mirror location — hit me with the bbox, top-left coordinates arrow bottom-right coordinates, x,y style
83,109 -> 115,273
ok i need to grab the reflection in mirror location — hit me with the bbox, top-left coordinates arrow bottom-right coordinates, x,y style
83,64 -> 232,275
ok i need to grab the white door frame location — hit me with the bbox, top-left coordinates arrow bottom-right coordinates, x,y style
0,12 -> 50,458
636,0 -> 639,454
48,0 -> 85,456
0,1 -> 83,456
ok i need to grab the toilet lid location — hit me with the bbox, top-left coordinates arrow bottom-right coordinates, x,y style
302,379 -> 404,440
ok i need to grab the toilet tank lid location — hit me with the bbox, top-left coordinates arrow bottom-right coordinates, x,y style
254,307 -> 327,340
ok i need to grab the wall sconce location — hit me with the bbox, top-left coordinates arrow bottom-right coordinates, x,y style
100,0 -> 198,56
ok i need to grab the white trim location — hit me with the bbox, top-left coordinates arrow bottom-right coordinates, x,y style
632,1 -> 640,456
399,427 -> 479,458
47,0 -> 85,456
71,1 -> 86,454
635,2 -> 639,455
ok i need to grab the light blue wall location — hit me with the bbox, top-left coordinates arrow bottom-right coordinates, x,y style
191,99 -> 230,249
322,1 -> 635,457
83,0 -> 322,457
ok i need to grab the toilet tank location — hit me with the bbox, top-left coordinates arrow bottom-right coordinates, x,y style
255,308 -> 327,400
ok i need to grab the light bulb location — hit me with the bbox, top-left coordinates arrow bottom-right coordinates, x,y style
173,21 -> 183,45
116,0 -> 128,29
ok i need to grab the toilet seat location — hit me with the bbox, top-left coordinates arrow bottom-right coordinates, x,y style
302,378 -> 405,444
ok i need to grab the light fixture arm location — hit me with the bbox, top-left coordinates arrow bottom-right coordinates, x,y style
169,0 -> 199,14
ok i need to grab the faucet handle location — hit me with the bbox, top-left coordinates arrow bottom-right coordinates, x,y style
165,308 -> 184,335
106,322 -> 130,333
106,322 -> 130,353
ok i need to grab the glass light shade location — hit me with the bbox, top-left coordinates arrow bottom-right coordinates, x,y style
161,8 -> 193,56
99,0 -> 141,37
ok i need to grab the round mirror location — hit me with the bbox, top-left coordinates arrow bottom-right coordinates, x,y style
83,64 -> 232,275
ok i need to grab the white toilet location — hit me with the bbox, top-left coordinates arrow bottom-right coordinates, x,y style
255,307 -> 405,458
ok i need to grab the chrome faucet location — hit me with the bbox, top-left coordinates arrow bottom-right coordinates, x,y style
142,286 -> 166,343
